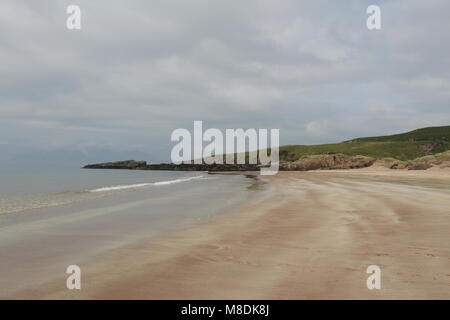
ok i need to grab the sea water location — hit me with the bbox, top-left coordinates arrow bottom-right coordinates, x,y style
0,167 -> 256,297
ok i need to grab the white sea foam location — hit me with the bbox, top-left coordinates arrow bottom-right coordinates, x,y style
89,183 -> 152,192
89,175 -> 204,192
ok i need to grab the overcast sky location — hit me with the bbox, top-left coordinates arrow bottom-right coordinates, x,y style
0,0 -> 449,162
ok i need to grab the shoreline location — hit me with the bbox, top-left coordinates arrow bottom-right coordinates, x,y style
0,172 -> 255,298
11,168 -> 450,299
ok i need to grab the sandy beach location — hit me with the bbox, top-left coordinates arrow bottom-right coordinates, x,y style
12,168 -> 450,299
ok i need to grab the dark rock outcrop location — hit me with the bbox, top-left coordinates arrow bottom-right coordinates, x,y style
83,160 -> 260,171
83,160 -> 148,169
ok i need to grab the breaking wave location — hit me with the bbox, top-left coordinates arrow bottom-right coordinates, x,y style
89,175 -> 204,192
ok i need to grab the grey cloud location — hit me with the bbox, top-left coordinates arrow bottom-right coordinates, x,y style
0,0 -> 449,161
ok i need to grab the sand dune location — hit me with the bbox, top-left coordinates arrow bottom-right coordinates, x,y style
14,169 -> 450,299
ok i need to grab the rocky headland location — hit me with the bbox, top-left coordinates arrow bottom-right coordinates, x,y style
83,154 -> 375,172
83,150 -> 450,172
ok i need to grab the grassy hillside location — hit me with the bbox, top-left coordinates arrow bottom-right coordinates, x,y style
279,126 -> 450,161
348,126 -> 450,143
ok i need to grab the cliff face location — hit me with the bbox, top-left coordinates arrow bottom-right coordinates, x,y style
376,150 -> 450,170
280,154 -> 375,171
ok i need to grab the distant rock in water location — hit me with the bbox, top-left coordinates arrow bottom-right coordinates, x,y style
83,160 -> 148,169
83,160 -> 260,171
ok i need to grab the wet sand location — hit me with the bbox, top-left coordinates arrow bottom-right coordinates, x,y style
11,168 -> 450,299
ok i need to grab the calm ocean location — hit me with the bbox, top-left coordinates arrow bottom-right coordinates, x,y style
0,167 -> 257,297
0,168 -> 253,215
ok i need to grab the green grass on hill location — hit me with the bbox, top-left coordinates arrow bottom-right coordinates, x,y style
279,126 -> 450,161
348,125 -> 450,143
